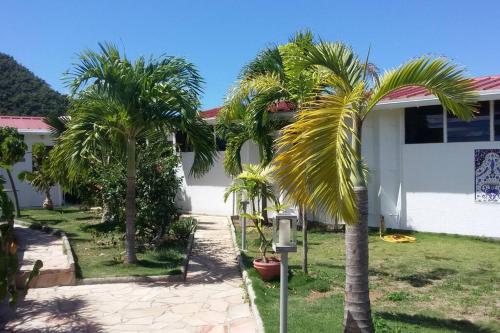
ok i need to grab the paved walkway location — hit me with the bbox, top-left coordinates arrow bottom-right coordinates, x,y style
0,216 -> 257,333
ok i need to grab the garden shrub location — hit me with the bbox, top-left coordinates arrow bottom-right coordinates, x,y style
169,216 -> 198,241
97,143 -> 182,247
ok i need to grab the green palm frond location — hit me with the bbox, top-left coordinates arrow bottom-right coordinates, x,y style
274,84 -> 365,224
368,56 -> 478,119
57,42 -> 216,181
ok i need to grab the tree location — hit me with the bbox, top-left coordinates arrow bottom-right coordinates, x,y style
18,143 -> 56,210
224,164 -> 277,261
51,43 -> 216,263
218,31 -> 317,231
0,127 -> 27,217
274,42 -> 477,332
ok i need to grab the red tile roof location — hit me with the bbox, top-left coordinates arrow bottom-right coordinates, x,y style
201,101 -> 295,119
201,107 -> 222,119
0,116 -> 51,131
383,75 -> 500,101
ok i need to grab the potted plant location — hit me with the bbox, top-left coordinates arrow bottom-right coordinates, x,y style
224,164 -> 281,280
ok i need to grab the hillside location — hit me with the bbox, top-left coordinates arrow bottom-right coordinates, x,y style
0,53 -> 68,117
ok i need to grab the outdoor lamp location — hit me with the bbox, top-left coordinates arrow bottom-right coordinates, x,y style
272,214 -> 297,250
271,213 -> 297,333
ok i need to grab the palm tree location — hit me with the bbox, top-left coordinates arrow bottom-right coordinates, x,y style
52,43 -> 216,263
274,42 -> 477,332
218,31 -> 317,227
18,143 -> 55,210
223,164 -> 277,261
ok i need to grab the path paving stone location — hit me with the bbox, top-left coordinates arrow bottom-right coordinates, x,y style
0,215 -> 258,332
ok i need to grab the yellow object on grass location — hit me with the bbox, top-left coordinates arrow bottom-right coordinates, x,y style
381,234 -> 416,243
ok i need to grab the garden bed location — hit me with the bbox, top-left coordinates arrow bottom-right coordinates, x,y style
17,207 -> 193,279
231,219 -> 500,332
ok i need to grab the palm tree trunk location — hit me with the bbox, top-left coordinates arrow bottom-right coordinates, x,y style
125,138 -> 138,264
300,205 -> 308,274
6,169 -> 21,217
343,189 -> 373,333
43,188 -> 54,210
343,116 -> 373,332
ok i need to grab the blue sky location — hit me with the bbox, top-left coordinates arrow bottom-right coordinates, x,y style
2,0 -> 500,110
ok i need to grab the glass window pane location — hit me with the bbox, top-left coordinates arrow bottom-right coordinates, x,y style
405,105 -> 444,144
495,100 -> 500,141
447,101 -> 490,142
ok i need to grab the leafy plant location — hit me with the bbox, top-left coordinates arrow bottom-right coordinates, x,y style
224,164 -> 277,262
169,217 -> 198,241
0,127 -> 27,217
18,143 -> 56,209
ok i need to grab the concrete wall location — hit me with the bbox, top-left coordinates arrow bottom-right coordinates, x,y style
0,132 -> 63,208
363,107 -> 500,238
176,141 -> 261,216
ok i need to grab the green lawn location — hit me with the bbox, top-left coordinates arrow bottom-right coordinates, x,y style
234,220 -> 500,333
18,207 -> 188,279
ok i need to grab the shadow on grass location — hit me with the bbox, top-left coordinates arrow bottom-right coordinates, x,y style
377,312 -> 496,333
397,268 -> 456,287
369,267 -> 457,287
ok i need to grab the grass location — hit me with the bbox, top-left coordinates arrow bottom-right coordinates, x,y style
18,207 -> 188,279
233,220 -> 500,333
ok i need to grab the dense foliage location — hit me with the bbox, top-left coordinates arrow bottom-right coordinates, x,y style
0,53 -> 68,117
0,127 -> 27,216
96,143 -> 182,247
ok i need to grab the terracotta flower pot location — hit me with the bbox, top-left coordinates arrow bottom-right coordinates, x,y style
253,257 -> 280,281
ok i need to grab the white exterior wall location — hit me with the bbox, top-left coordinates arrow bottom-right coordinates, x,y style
363,107 -> 500,238
176,141 -> 261,216
0,131 -> 63,208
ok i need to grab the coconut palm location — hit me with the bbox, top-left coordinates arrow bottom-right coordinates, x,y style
274,42 -> 477,332
52,43 -> 216,263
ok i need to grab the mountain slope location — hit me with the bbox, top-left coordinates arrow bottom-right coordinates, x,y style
0,53 -> 68,117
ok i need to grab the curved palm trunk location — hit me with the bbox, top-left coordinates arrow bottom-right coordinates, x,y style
343,188 -> 373,333
6,169 -> 21,217
125,138 -> 138,264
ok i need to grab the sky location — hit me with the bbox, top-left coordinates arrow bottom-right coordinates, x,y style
2,0 -> 500,110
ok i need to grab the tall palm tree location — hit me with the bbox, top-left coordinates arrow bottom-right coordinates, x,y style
274,42 -> 477,332
52,43 -> 216,263
218,31 -> 318,224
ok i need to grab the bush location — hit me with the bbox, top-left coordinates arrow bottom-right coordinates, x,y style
169,217 -> 197,241
96,143 -> 182,247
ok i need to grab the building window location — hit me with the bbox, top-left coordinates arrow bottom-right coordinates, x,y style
175,132 -> 193,152
405,105 -> 444,144
447,101 -> 490,142
495,100 -> 500,141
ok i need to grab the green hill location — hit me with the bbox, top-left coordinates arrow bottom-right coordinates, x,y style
0,53 -> 68,117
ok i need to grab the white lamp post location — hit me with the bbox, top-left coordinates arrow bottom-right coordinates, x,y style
272,214 -> 298,333
240,199 -> 249,251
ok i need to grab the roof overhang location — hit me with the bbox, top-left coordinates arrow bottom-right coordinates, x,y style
375,89 -> 500,110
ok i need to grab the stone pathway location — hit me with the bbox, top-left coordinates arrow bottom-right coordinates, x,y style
0,216 -> 258,333
14,224 -> 75,288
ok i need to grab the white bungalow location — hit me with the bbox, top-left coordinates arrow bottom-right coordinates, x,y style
177,75 -> 500,238
0,116 -> 64,208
